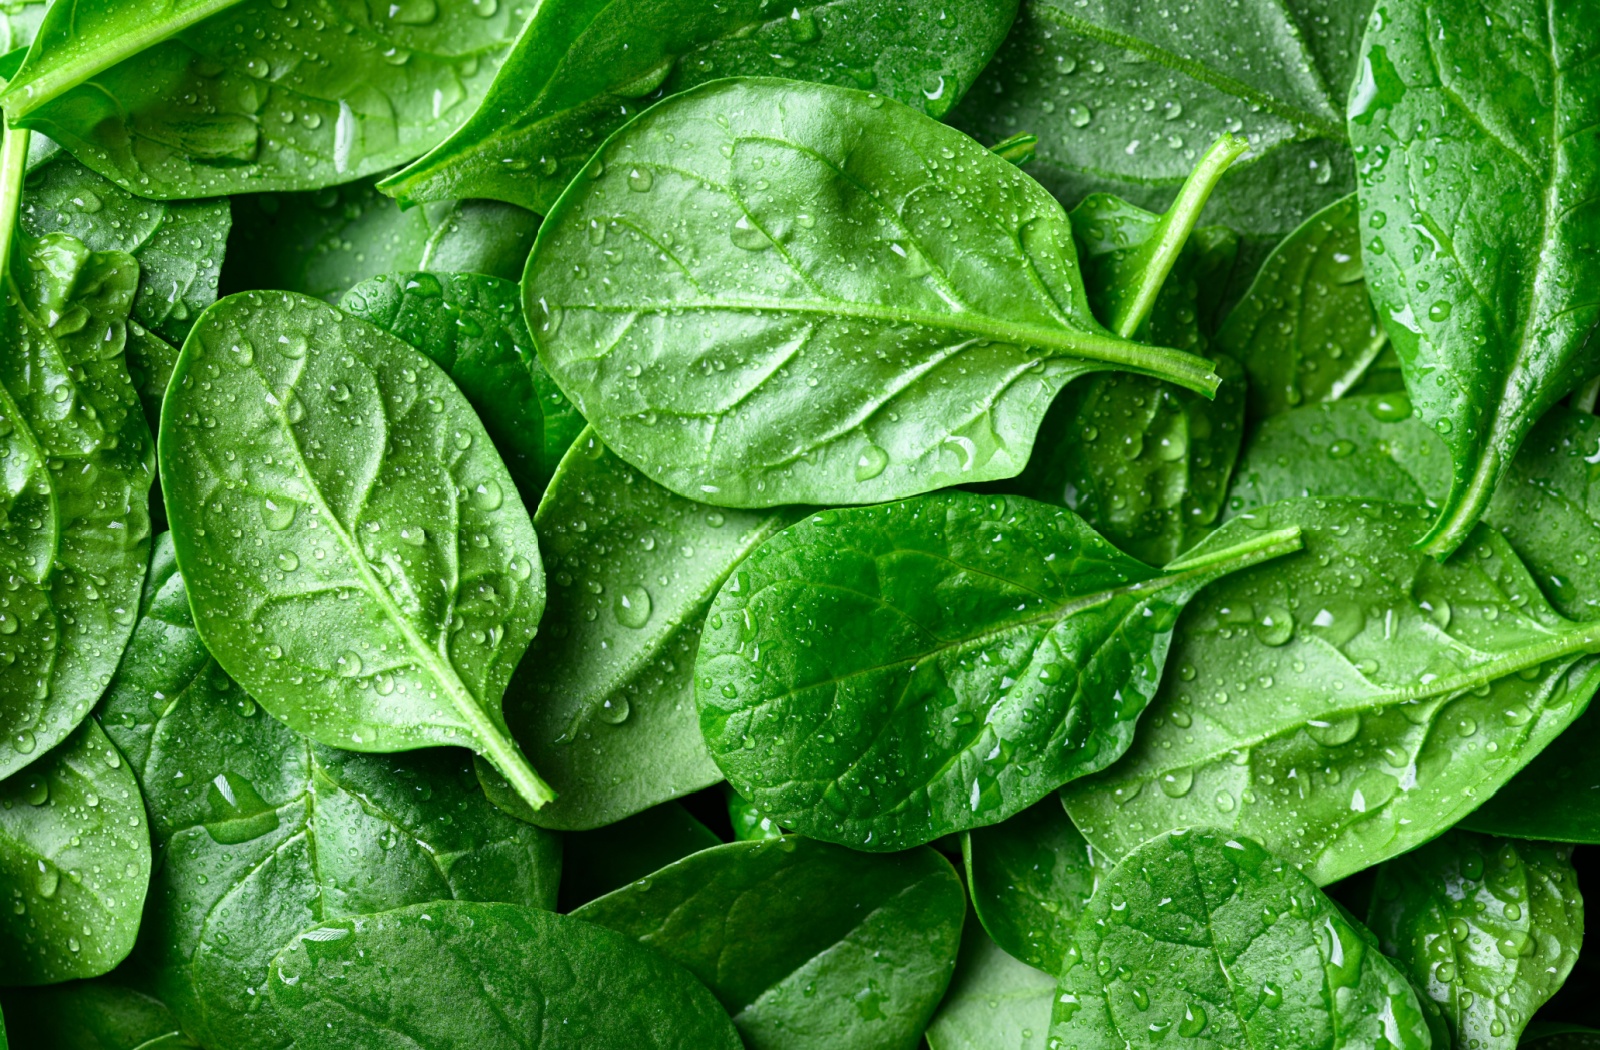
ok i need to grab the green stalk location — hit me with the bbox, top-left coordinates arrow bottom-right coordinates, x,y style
0,120 -> 29,278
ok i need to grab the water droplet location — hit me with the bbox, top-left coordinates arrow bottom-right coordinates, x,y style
12,731 -> 35,755
1254,605 -> 1294,646
1159,768 -> 1194,798
1428,300 -> 1453,322
597,697 -> 631,725
1327,439 -> 1356,459
471,480 -> 504,511
261,498 -> 297,531
1178,1002 -> 1208,1037
615,585 -> 652,629
627,167 -> 654,192
338,651 -> 363,677
21,776 -> 48,806
509,555 -> 533,581
855,443 -> 889,482
1368,396 -> 1411,422
1069,105 -> 1092,127
276,551 -> 299,572
730,215 -> 770,251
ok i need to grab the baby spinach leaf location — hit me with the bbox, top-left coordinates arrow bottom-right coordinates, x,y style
1228,397 -> 1600,621
1215,193 -> 1388,418
418,199 -> 541,282
340,271 -> 582,504
727,784 -> 784,842
159,290 -> 554,810
0,2 -> 45,54
924,919 -> 1054,1050
267,901 -> 743,1050
527,78 -> 1223,510
950,0 -> 1365,247
381,0 -> 1020,214
1062,498 -> 1600,886
0,719 -> 150,986
1526,1026 -> 1600,1049
1348,0 -> 1600,555
3,0 -> 528,198
696,491 -> 1302,851
556,799 -> 720,910
1368,831 -> 1582,1050
0,979 -> 198,1049
496,431 -> 798,830
1462,703 -> 1600,843
962,798 -> 1096,973
572,837 -> 964,1050
1051,828 -> 1432,1049
0,230 -> 154,781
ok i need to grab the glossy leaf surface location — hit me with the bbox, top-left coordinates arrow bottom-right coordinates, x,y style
525,78 -> 1223,509
1063,498 -> 1600,885
555,800 -> 719,910
501,431 -> 796,829
1368,831 -> 1582,1050
1463,702 -> 1600,843
341,271 -> 582,503
382,0 -> 1020,213
0,720 -> 149,985
0,980 -> 198,1049
962,798 -> 1096,973
5,0 -> 528,197
160,290 -> 552,808
697,491 -> 1301,851
924,920 -> 1053,1050
0,232 -> 153,780
267,901 -> 742,1049
1051,828 -> 1431,1049
727,784 -> 784,842
1349,0 -> 1600,554
573,837 -> 964,1050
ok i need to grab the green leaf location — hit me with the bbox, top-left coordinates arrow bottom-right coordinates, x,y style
0,230 -> 154,780
1368,831 -> 1582,1050
1461,701 -> 1600,843
554,799 -> 720,910
1051,828 -> 1432,1049
526,77 -> 1223,510
492,430 -> 798,829
1348,1 -> 1600,555
1227,397 -> 1600,622
3,0 -> 527,197
159,290 -> 554,810
1062,498 -> 1600,885
417,199 -> 541,281
340,271 -> 582,504
0,719 -> 151,985
572,837 -> 964,1050
924,919 -> 1054,1050
962,798 -> 1097,973
267,901 -> 743,1049
949,0 -> 1365,246
1215,193 -> 1388,417
0,3 -> 46,53
696,491 -> 1302,851
380,0 -> 1020,213
727,784 -> 784,842
0,980 -> 198,1049
1524,1026 -> 1600,1048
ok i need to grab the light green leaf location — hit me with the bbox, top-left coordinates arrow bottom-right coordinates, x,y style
924,919 -> 1054,1050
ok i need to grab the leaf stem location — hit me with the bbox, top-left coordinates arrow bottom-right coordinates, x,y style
1419,447 -> 1502,559
1162,526 -> 1303,575
0,119 -> 29,278
1111,133 -> 1250,339
1573,375 -> 1600,414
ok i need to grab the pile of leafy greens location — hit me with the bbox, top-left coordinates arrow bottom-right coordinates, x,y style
1,1 -> 1598,1048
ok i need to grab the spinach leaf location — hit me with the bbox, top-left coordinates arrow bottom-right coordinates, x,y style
418,199 -> 541,281
1368,831 -> 1582,1050
1051,828 -> 1432,1049
1215,193 -> 1388,417
159,290 -> 554,811
1062,498 -> 1600,885
1227,397 -> 1600,621
493,430 -> 798,830
0,230 -> 154,781
1526,1026 -> 1600,1049
924,919 -> 1053,1050
380,0 -> 1020,214
526,77 -> 1224,509
1462,702 -> 1600,843
0,2 -> 45,53
696,491 -> 1302,851
0,719 -> 150,985
950,0 -> 1366,247
556,799 -> 720,910
727,785 -> 784,842
1348,0 -> 1600,555
340,271 -> 581,503
0,979 -> 198,1048
572,837 -> 964,1050
267,901 -> 743,1049
962,798 -> 1096,973
2,0 -> 528,197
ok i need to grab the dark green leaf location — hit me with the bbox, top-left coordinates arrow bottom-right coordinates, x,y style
572,837 -> 964,1050
962,798 -> 1096,973
417,199 -> 540,281
696,491 -> 1301,851
1462,702 -> 1600,843
1524,1025 -> 1600,1048
924,919 -> 1053,1050
727,784 -> 783,842
1063,498 -> 1600,885
340,271 -> 582,503
0,231 -> 153,780
555,800 -> 720,910
0,980 -> 198,1049
0,719 -> 150,985
381,0 -> 1020,213
1369,831 -> 1582,1050
1051,828 -> 1432,1049
267,901 -> 743,1049
1348,0 -> 1600,554
1215,193 -> 1387,417
4,0 -> 528,197
525,77 -> 1225,509
160,290 -> 554,810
